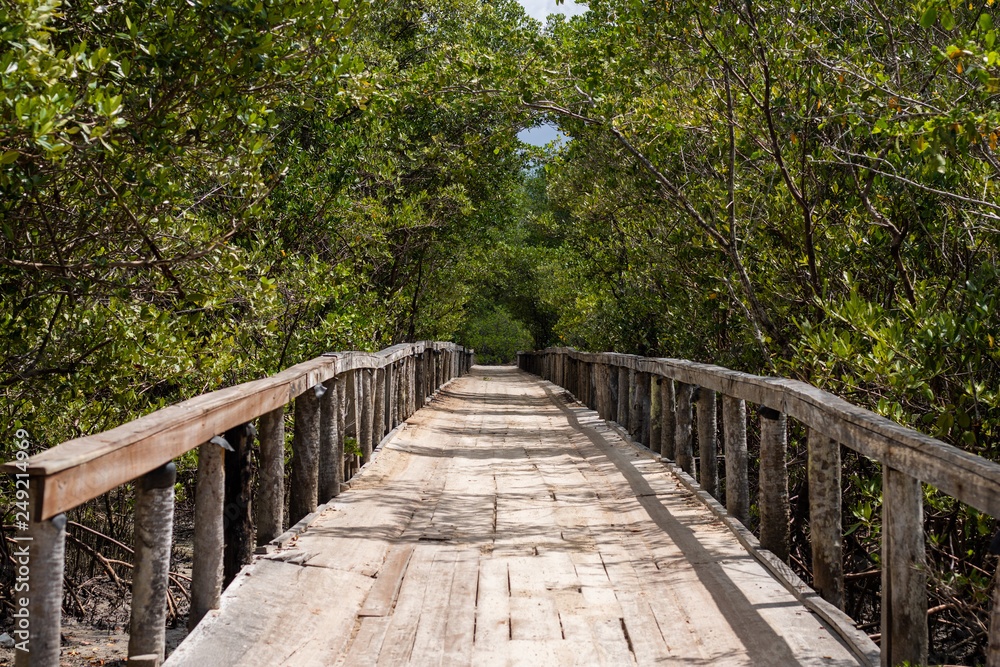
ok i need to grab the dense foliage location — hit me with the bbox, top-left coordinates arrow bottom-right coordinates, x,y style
3,0 -> 1000,662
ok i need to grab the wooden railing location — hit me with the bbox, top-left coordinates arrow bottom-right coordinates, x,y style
518,347 -> 1000,667
5,342 -> 473,667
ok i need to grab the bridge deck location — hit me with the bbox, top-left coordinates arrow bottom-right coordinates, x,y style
166,367 -> 863,666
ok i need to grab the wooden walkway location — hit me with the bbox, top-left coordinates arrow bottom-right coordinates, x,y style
166,367 -> 864,666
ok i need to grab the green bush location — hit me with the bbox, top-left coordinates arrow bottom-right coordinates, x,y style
459,307 -> 534,365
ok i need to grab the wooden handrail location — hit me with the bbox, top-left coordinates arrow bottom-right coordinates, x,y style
7,341 -> 473,667
522,347 -> 1000,516
7,342 -> 465,522
517,347 -> 1000,667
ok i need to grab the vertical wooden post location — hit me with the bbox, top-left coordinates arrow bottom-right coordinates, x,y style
629,368 -> 642,439
128,462 -> 176,666
289,387 -> 320,526
15,484 -> 66,667
413,355 -> 423,411
336,373 -> 347,486
722,396 -> 749,526
881,466 -> 927,667
696,388 -> 718,499
675,383 -> 694,475
318,376 -> 341,501
808,429 -> 843,609
759,407 -> 789,562
190,441 -> 224,629
617,366 -> 630,430
373,367 -> 386,447
360,368 -> 374,463
386,363 -> 397,429
255,407 -> 284,545
346,370 -> 360,478
650,378 -> 662,455
660,377 -> 675,460
598,364 -> 613,420
223,424 -> 253,586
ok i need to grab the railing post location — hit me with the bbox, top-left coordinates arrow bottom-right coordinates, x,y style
633,372 -> 650,447
808,430 -> 843,609
15,484 -> 66,667
629,368 -> 641,439
223,423 -> 254,587
650,378 -> 661,455
881,466 -> 928,667
289,386 -> 320,525
675,383 -> 694,475
616,366 -> 629,429
190,440 -> 224,629
319,376 -> 341,501
660,377 -> 675,460
759,407 -> 789,562
696,387 -> 718,499
336,373 -> 347,484
128,462 -> 176,666
373,367 -> 386,446
722,395 -> 749,526
256,407 -> 285,545
360,368 -> 374,463
346,369 -> 360,478
413,355 -> 424,411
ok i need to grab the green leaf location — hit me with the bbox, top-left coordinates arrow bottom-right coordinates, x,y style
941,10 -> 955,31
920,6 -> 937,29
0,150 -> 18,164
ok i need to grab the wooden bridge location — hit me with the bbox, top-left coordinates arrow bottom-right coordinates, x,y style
8,343 -> 1000,666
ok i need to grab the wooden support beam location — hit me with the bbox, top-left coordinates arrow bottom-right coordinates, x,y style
808,429 -> 843,609
318,376 -> 341,502
373,367 -> 386,446
190,441 -> 224,629
675,382 -> 695,475
617,366 -> 630,431
128,462 -> 176,666
223,424 -> 254,586
255,407 -> 284,545
881,466 -> 927,667
696,387 -> 718,500
759,407 -> 789,562
650,378 -> 661,455
360,369 -> 374,464
289,388 -> 320,527
722,395 -> 749,526
14,487 -> 65,667
660,377 -> 675,460
345,370 -> 359,479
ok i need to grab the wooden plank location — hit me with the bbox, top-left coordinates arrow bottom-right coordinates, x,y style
357,545 -> 414,617
881,466 -> 927,667
442,549 -> 480,665
474,557 -> 511,654
340,617 -> 391,665
808,429 -> 843,609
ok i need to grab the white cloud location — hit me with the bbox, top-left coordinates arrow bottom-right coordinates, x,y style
516,0 -> 589,22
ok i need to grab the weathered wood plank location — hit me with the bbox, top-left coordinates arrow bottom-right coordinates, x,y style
722,395 -> 749,526
696,387 -> 718,499
128,463 -> 176,665
357,545 -> 413,617
674,382 -> 694,476
758,407 -> 789,562
881,466 -> 927,667
808,429 -> 843,609
190,442 -> 224,629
